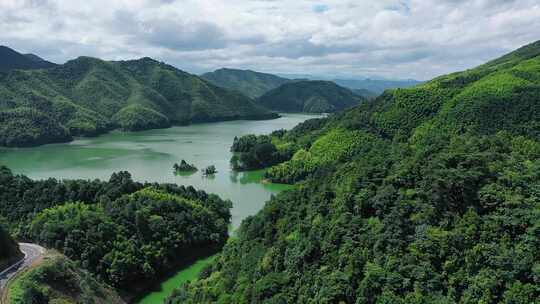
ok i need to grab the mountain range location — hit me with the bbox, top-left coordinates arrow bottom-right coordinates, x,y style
202,68 -> 422,99
0,47 -> 277,147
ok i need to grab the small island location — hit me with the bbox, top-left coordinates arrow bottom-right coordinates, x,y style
203,165 -> 217,176
173,160 -> 198,173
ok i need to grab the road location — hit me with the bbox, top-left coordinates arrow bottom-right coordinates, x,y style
0,243 -> 45,292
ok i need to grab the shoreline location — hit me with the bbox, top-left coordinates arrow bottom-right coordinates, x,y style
0,113 -> 281,149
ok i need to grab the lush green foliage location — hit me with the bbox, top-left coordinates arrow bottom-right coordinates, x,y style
258,80 -> 364,113
8,254 -> 125,304
0,56 -> 277,147
0,224 -> 22,271
30,187 -> 229,289
201,68 -> 293,99
170,41 -> 540,303
0,167 -> 232,291
174,133 -> 540,304
266,128 -> 381,183
230,132 -> 293,171
0,107 -> 71,147
112,104 -> 171,131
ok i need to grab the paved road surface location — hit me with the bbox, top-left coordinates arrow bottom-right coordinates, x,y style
0,243 -> 45,292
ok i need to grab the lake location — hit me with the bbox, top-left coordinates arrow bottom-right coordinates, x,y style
0,113 -> 319,303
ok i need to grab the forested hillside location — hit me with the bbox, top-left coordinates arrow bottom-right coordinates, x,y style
0,224 -> 22,271
8,253 -> 125,304
170,41 -> 540,303
201,68 -> 293,98
0,55 -> 277,147
0,46 -> 56,71
258,80 -> 364,113
0,167 -> 231,294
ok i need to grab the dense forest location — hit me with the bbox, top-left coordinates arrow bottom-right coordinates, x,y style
0,224 -> 22,271
169,41 -> 540,303
201,68 -> 294,99
0,48 -> 277,147
257,80 -> 364,113
8,253 -> 125,304
230,130 -> 294,171
0,167 -> 232,294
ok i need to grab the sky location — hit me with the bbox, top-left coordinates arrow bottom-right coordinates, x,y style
1,0 -> 539,80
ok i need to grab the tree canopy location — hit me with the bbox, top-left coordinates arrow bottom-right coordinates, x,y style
170,40 -> 540,303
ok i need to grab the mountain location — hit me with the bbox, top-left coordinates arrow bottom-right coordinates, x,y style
0,224 -> 22,271
7,253 -> 125,304
334,78 -> 422,94
23,53 -> 57,68
257,80 -> 365,113
201,68 -> 293,98
0,56 -> 277,147
0,46 -> 56,71
200,68 -> 418,98
171,41 -> 540,303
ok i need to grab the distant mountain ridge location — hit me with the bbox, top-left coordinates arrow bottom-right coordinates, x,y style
0,53 -> 277,147
257,80 -> 365,113
202,68 -> 421,99
201,68 -> 293,98
333,78 -> 422,94
0,45 -> 56,71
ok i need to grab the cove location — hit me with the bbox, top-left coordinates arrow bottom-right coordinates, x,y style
0,113 -> 320,302
137,255 -> 217,304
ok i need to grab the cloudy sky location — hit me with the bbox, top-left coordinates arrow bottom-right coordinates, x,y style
1,0 -> 539,80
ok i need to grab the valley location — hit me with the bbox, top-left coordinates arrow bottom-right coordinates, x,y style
1,3 -> 539,302
0,113 -> 319,302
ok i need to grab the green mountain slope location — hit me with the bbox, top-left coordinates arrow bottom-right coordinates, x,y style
201,68 -> 292,98
170,41 -> 540,303
334,39 -> 540,142
8,253 -> 125,304
258,80 -> 365,113
0,224 -> 22,271
0,56 -> 277,147
0,46 -> 56,71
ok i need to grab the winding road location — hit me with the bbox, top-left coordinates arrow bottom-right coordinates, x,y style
0,243 -> 45,293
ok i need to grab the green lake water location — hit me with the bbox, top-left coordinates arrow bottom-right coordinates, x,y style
0,113 -> 319,303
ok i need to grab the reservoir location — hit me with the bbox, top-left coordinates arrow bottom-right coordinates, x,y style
0,113 -> 320,303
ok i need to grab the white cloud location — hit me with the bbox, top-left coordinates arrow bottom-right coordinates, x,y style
0,0 -> 539,80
